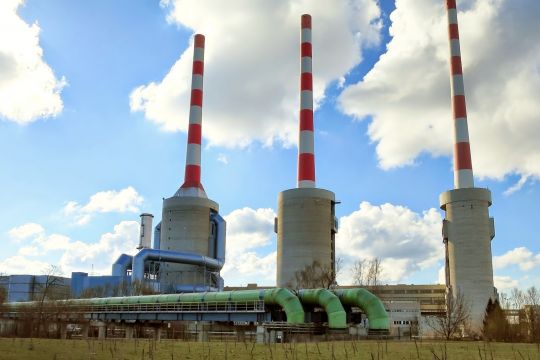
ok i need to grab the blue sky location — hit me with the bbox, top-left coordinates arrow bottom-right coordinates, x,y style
1,0 -> 538,293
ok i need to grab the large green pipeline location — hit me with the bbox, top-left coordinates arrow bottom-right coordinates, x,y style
297,289 -> 346,329
4,288 -> 305,325
333,288 -> 389,330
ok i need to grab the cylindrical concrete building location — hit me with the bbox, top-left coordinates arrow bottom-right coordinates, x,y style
276,15 -> 337,288
159,197 -> 219,290
440,0 -> 495,333
137,213 -> 154,249
277,188 -> 337,288
440,189 -> 495,331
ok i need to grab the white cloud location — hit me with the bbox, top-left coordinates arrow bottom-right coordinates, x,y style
494,275 -> 519,290
221,207 -> 277,286
503,175 -> 530,196
58,221 -> 139,275
217,153 -> 228,165
18,245 -> 40,257
131,0 -> 382,148
336,202 -> 443,284
63,186 -> 144,225
494,247 -> 540,271
0,0 -> 65,123
8,222 -> 44,242
0,255 -> 50,275
0,221 -> 140,276
339,0 -> 540,181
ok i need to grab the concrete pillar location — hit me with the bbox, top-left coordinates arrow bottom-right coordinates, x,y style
60,323 -> 68,339
256,326 -> 265,344
154,327 -> 162,341
97,323 -> 106,339
81,323 -> 89,339
236,329 -> 245,342
125,326 -> 134,339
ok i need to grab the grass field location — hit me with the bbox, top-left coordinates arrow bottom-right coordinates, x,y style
0,338 -> 539,360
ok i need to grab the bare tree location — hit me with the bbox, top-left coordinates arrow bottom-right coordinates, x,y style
33,265 -> 67,337
510,287 -> 525,310
292,259 -> 341,289
427,289 -> 470,340
351,257 -> 383,287
525,286 -> 540,342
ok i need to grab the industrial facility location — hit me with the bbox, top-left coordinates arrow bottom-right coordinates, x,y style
1,3 -> 498,340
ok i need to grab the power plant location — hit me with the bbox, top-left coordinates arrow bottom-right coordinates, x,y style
440,0 -> 496,333
1,3 -> 500,340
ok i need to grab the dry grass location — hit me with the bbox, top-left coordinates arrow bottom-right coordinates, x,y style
0,338 -> 539,359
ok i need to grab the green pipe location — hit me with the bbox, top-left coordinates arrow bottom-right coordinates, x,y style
297,288 -> 347,329
333,288 -> 389,330
2,288 -> 305,325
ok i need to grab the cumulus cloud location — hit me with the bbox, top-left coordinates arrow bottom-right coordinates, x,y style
8,222 -> 44,242
0,0 -> 65,123
336,202 -> 443,284
63,186 -> 144,225
131,0 -> 382,148
58,221 -> 139,275
494,247 -> 540,271
494,275 -> 519,290
339,0 -> 540,181
221,207 -> 277,286
0,255 -> 50,275
0,221 -> 139,276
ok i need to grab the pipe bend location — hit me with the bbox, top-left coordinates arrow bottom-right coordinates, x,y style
263,288 -> 305,324
298,288 -> 347,329
333,288 -> 389,330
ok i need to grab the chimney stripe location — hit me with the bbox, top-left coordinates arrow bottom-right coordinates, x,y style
187,123 -> 202,144
185,143 -> 201,165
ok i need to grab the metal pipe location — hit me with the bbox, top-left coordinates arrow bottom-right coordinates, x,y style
153,221 -> 161,249
131,248 -> 224,283
211,212 -> 226,263
10,288 -> 306,325
333,288 -> 389,330
297,288 -> 347,329
111,254 -> 132,277
176,34 -> 207,198
298,14 -> 316,188
446,0 -> 474,189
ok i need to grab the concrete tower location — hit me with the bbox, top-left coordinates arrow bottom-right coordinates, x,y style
276,15 -> 338,288
440,0 -> 495,332
159,34 -> 222,291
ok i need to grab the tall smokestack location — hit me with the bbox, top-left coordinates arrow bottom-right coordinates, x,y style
446,0 -> 474,189
297,14 -> 315,188
176,34 -> 207,198
276,14 -> 337,288
440,0 -> 496,334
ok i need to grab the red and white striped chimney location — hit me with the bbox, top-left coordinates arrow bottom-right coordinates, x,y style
297,14 -> 316,188
176,34 -> 207,198
446,0 -> 474,189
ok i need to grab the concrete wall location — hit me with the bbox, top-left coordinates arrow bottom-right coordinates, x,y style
160,196 -> 218,290
276,188 -> 336,288
440,187 -> 495,333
